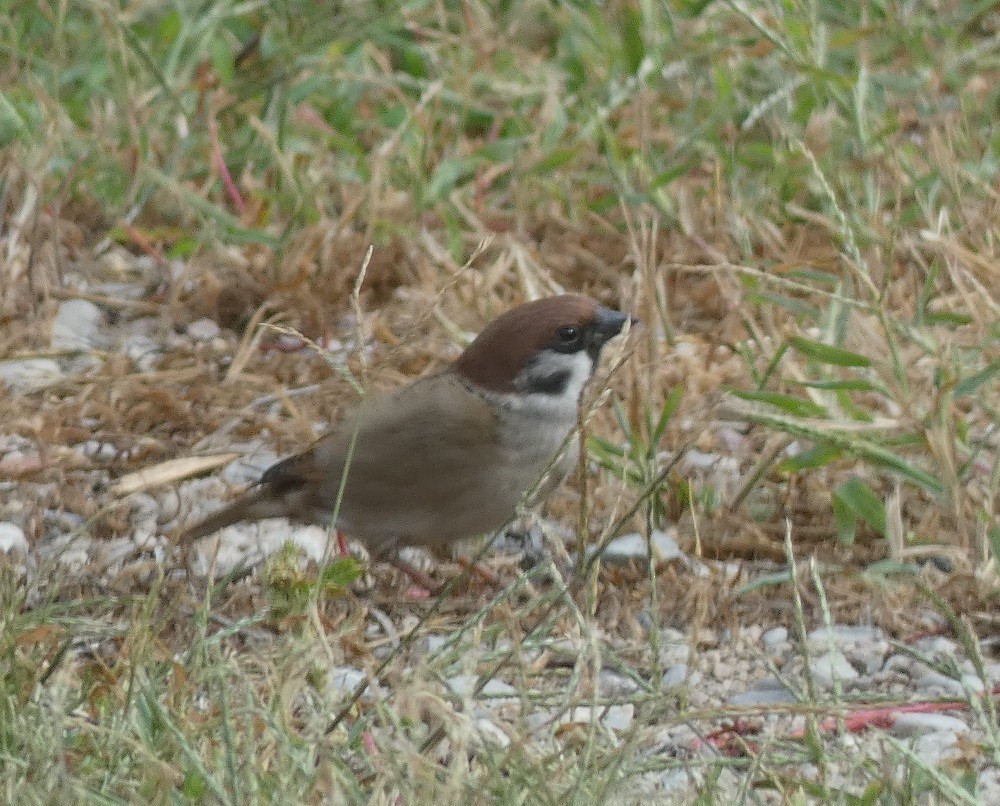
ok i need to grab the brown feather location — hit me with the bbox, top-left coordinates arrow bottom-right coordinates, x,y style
177,294 -> 629,558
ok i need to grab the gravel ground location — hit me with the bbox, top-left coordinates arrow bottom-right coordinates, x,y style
3,289 -> 998,802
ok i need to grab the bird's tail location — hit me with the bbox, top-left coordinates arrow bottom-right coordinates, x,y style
176,486 -> 285,544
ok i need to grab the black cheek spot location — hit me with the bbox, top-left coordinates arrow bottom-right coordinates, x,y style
527,369 -> 572,396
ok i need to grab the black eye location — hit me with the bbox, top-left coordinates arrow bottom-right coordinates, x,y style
558,326 -> 580,344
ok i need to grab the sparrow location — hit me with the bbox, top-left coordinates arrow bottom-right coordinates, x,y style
179,294 -> 631,561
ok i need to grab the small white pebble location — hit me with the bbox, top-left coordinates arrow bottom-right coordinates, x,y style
0,522 -> 27,553
762,626 -> 788,649
187,318 -> 221,341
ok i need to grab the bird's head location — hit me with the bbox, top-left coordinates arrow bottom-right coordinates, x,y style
452,294 -> 633,414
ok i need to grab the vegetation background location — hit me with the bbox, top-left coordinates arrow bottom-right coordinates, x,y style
1,0 -> 999,801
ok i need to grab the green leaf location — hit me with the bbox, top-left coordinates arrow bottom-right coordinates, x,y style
618,5 -> 645,74
796,378 -> 887,393
320,557 -> 363,587
426,157 -> 471,202
832,494 -> 858,545
726,388 -> 828,418
736,408 -> 944,493
650,161 -> 696,189
539,106 -> 567,149
611,399 -> 633,441
210,34 -> 234,85
653,386 -> 683,444
475,137 -> 522,163
747,291 -> 820,319
0,92 -> 28,146
734,570 -> 793,596
531,147 -> 579,175
182,770 -> 208,799
924,310 -> 973,327
588,435 -> 627,460
863,560 -> 921,577
779,441 -> 842,473
834,477 -> 887,542
788,336 -> 872,367
955,359 -> 1000,397
167,237 -> 200,259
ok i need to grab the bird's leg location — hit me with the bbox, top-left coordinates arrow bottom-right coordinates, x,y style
387,555 -> 438,598
455,556 -> 501,588
335,530 -> 350,557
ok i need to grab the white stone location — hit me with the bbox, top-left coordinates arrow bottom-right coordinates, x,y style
558,704 -> 634,733
978,768 -> 1000,805
327,666 -> 382,701
651,769 -> 689,794
601,703 -> 634,732
0,358 -> 63,392
525,710 -> 554,734
447,675 -> 517,702
120,334 -> 162,372
80,440 -> 118,461
762,626 -> 789,649
807,624 -> 884,649
187,318 -> 221,341
426,634 -> 449,654
220,450 -> 281,485
658,630 -> 691,667
0,522 -> 27,553
912,731 -> 964,764
474,717 -> 510,747
809,651 -> 859,687
590,529 -> 683,564
51,299 -> 105,350
912,636 -> 959,656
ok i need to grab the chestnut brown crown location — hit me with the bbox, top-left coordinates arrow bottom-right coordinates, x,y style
451,294 -> 631,395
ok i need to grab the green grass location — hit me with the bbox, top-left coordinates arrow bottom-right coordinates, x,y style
3,0 -> 1000,801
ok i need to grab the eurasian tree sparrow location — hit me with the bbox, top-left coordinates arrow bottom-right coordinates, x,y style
180,294 -> 631,561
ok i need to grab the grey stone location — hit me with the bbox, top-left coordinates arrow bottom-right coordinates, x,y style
891,713 -> 970,738
599,670 -> 640,696
728,678 -> 797,706
914,671 -> 966,698
661,663 -> 688,689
